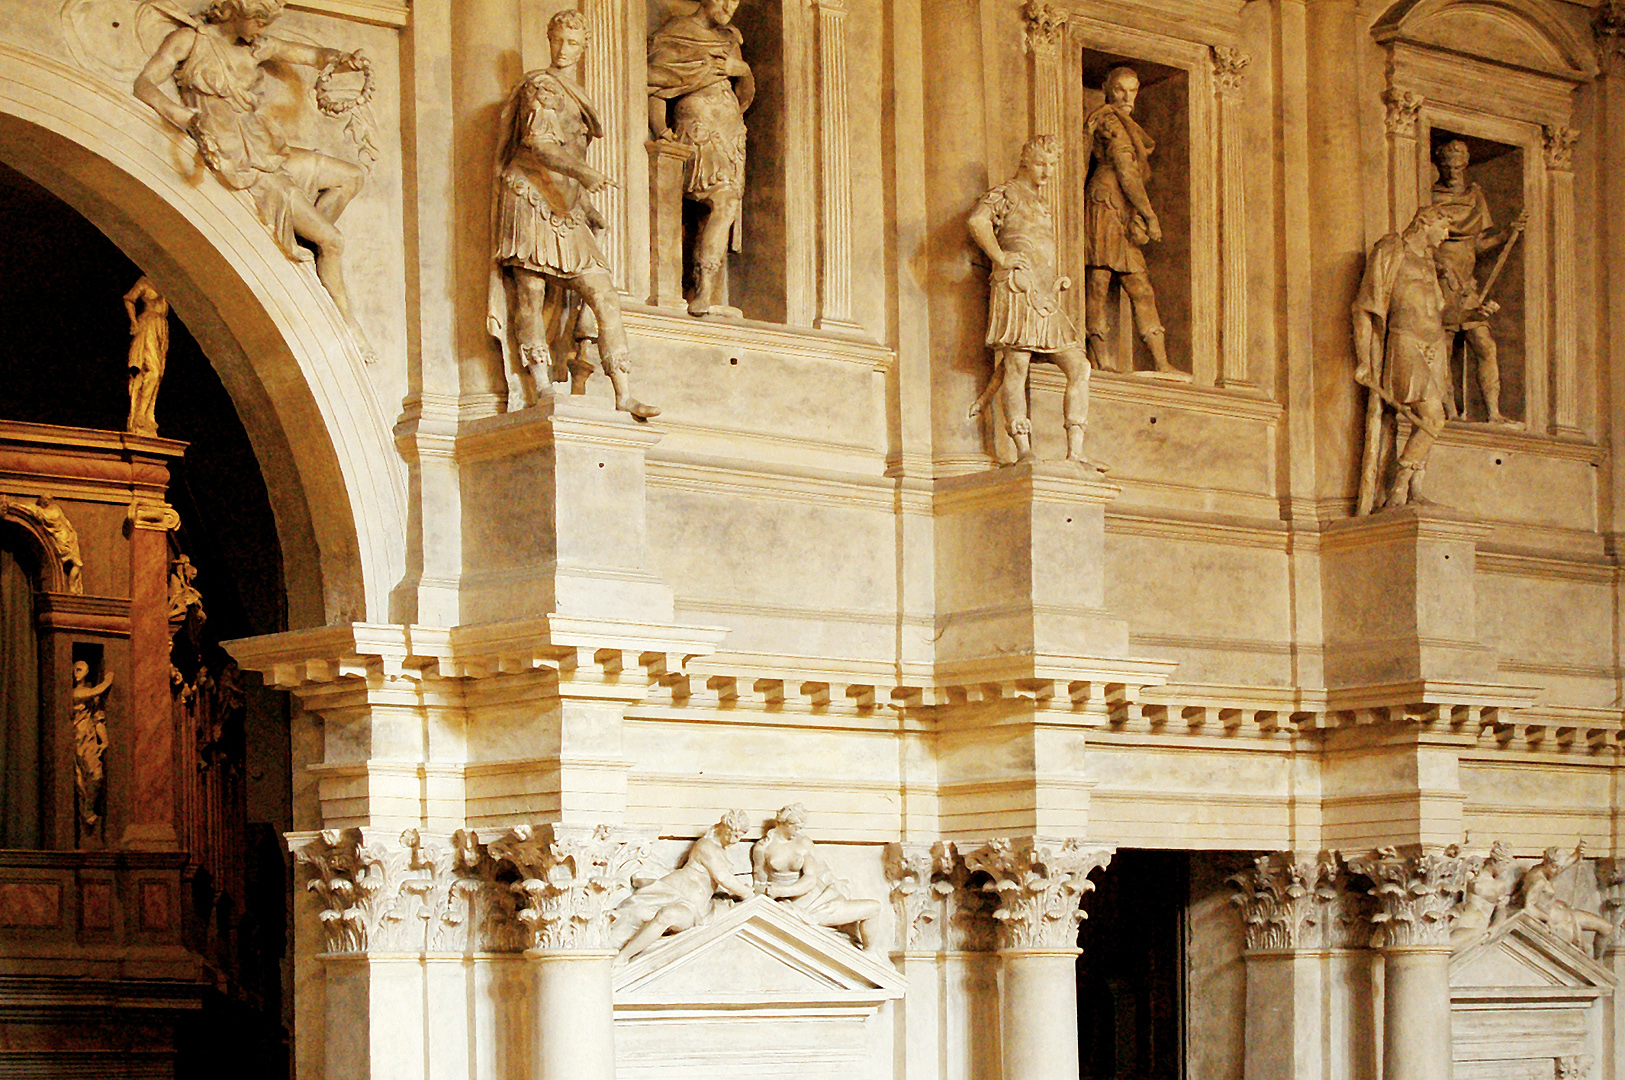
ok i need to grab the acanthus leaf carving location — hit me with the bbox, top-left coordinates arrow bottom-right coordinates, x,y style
1543,125 -> 1581,172
1350,845 -> 1469,949
487,823 -> 651,952
1383,88 -> 1425,137
293,828 -> 415,954
1229,853 -> 1354,952
1210,45 -> 1251,95
1022,0 -> 1069,54
884,841 -> 954,953
963,837 -> 1113,951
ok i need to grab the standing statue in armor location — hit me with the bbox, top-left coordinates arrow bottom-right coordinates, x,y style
1084,66 -> 1174,376
1430,139 -> 1525,425
490,11 -> 658,419
648,0 -> 755,318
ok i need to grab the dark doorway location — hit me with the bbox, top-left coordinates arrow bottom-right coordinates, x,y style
1078,848 -> 1187,1080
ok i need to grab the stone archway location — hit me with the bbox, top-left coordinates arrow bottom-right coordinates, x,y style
0,44 -> 404,628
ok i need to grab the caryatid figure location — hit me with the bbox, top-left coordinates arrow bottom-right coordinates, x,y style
1431,139 -> 1525,425
1084,66 -> 1173,375
1352,204 -> 1456,512
967,136 -> 1100,469
490,11 -> 658,419
648,0 -> 755,317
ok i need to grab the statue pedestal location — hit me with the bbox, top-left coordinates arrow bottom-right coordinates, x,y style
646,139 -> 693,311
933,462 -> 1130,672
458,395 -> 674,627
1320,505 -> 1501,696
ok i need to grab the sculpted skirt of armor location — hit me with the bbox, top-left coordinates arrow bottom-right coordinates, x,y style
986,265 -> 1077,353
1084,166 -> 1147,275
672,81 -> 747,199
493,165 -> 608,279
1384,328 -> 1450,406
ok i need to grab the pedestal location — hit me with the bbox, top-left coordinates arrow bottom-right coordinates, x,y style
1000,949 -> 1082,1080
457,396 -> 675,626
646,139 -> 693,311
1383,945 -> 1453,1080
933,461 -> 1130,671
1321,505 -> 1499,692
531,950 -> 617,1080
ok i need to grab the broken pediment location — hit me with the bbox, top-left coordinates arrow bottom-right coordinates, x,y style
1451,910 -> 1615,993
612,894 -> 906,1008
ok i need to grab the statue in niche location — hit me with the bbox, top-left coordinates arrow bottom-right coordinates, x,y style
0,495 -> 84,593
1084,66 -> 1175,377
752,803 -> 883,953
611,809 -> 753,963
488,10 -> 659,419
1431,139 -> 1526,426
1352,204 -> 1455,514
648,0 -> 754,318
133,0 -> 379,361
72,660 -> 113,830
1450,841 -> 1516,948
168,554 -> 206,634
1518,842 -> 1614,956
967,135 -> 1101,470
123,276 -> 169,437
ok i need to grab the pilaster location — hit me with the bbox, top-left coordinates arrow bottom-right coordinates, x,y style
1023,1 -> 1068,220
645,140 -> 693,311
1213,45 -> 1252,387
812,0 -> 858,331
1383,89 -> 1425,230
1545,124 -> 1582,435
581,0 -> 627,294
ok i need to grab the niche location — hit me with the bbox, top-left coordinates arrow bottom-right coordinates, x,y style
1078,51 -> 1191,378
1426,129 -> 1526,425
69,641 -> 108,846
646,0 -> 786,322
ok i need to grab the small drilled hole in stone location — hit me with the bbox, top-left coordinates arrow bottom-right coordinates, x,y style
729,357 -> 739,366
1149,416 -> 1158,425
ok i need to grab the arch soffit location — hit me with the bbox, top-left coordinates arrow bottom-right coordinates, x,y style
0,509 -> 70,595
0,45 -> 406,627
1373,0 -> 1598,81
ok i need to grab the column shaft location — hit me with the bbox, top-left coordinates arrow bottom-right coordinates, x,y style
532,951 -> 617,1080
1000,949 -> 1081,1080
582,0 -> 627,292
814,0 -> 855,328
1383,946 -> 1454,1080
1546,127 -> 1580,433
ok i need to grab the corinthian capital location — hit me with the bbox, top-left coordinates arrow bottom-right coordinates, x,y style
884,841 -> 955,953
963,837 -> 1113,951
486,824 -> 650,952
1023,0 -> 1069,54
1596,1 -> 1625,73
1383,89 -> 1425,137
1229,853 -> 1365,952
1544,126 -> 1581,172
1211,45 -> 1251,95
1350,846 -> 1469,949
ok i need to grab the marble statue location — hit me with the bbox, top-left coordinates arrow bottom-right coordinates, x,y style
1,495 -> 84,594
122,276 -> 169,437
488,10 -> 658,419
1450,841 -> 1516,948
1431,139 -> 1526,425
71,660 -> 112,829
1084,66 -> 1174,376
611,809 -> 753,963
133,0 -> 377,361
1352,204 -> 1455,514
967,135 -> 1100,470
1519,842 -> 1613,957
648,0 -> 755,318
752,803 -> 883,952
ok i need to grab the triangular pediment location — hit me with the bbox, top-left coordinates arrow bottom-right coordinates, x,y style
1450,910 -> 1616,993
612,895 -> 906,1007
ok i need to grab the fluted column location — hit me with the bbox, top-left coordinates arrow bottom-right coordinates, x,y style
1023,1 -> 1068,218
1383,89 -> 1424,231
489,824 -> 650,1080
1212,46 -> 1252,387
966,838 -> 1113,1080
581,0 -> 627,293
1353,846 -> 1469,1080
812,0 -> 858,329
1545,125 -> 1581,434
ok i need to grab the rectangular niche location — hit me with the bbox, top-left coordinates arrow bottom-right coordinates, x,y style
645,0 -> 787,323
1425,130 -> 1527,425
1078,51 -> 1192,378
